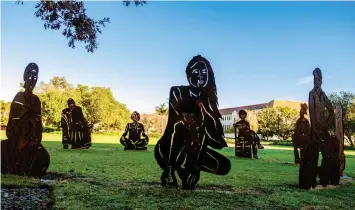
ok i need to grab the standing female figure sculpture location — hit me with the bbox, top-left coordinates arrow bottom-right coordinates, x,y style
1,63 -> 50,178
299,68 -> 340,189
154,55 -> 231,190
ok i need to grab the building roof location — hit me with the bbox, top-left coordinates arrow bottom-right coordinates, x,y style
219,100 -> 306,115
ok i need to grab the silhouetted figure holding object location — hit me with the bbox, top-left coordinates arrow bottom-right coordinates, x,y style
292,103 -> 310,164
120,111 -> 149,150
154,55 -> 231,190
1,63 -> 50,178
61,98 -> 92,149
233,110 -> 263,159
299,68 -> 340,189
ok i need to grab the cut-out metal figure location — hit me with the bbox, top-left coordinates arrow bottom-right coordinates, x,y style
292,103 -> 311,164
120,111 -> 149,150
299,68 -> 340,189
1,63 -> 50,178
154,55 -> 231,190
61,98 -> 92,149
233,110 -> 263,159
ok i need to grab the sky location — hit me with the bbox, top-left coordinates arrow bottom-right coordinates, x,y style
1,1 -> 355,114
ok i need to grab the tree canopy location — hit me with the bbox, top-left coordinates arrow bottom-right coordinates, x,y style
329,91 -> 355,147
1,76 -> 131,132
15,0 -> 146,53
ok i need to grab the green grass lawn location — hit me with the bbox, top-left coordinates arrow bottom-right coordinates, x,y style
1,133 -> 355,209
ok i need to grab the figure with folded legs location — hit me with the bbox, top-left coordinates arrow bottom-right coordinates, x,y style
154,55 -> 231,190
1,63 -> 50,178
120,111 -> 149,150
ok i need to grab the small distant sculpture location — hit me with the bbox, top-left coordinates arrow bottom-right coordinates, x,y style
292,103 -> 311,164
120,111 -> 149,150
233,110 -> 264,159
61,98 -> 92,149
154,55 -> 231,190
299,68 -> 340,189
1,63 -> 50,178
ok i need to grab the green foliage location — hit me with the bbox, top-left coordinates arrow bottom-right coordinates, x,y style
257,107 -> 298,140
11,76 -> 130,132
329,91 -> 355,147
155,103 -> 168,134
16,0 -> 146,53
257,107 -> 277,140
0,100 -> 11,126
274,107 -> 299,140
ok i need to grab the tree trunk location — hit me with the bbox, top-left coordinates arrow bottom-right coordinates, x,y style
345,132 -> 354,147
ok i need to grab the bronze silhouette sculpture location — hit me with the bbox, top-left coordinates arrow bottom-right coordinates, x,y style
120,111 -> 149,150
154,55 -> 231,190
233,110 -> 263,159
1,63 -> 50,178
61,98 -> 92,149
299,68 -> 340,189
292,103 -> 311,164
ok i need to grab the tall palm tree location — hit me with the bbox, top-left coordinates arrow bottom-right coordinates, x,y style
155,103 -> 168,134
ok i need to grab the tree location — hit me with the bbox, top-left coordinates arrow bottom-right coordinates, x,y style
0,100 -> 11,126
257,107 -> 278,141
155,103 -> 168,134
329,91 -> 355,147
15,0 -> 146,53
274,107 -> 299,140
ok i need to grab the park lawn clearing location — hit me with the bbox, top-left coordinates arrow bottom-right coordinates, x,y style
0,134 -> 354,209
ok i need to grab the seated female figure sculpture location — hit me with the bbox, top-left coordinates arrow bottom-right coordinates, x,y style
1,63 -> 50,178
292,103 -> 310,164
299,68 -> 340,189
120,111 -> 149,150
154,55 -> 231,190
61,98 -> 92,149
233,110 -> 264,159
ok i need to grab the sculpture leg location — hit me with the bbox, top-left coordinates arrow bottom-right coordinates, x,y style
154,123 -> 186,188
199,148 -> 231,176
27,145 -> 50,178
177,160 -> 200,190
299,141 -> 319,189
294,146 -> 300,164
252,142 -> 258,159
154,141 -> 178,187
120,136 -> 135,150
1,140 -> 17,174
135,137 -> 148,150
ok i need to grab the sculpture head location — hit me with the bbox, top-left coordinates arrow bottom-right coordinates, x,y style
238,110 -> 247,120
313,68 -> 322,92
131,111 -> 140,122
67,98 -> 76,110
23,63 -> 39,92
300,103 -> 308,118
186,55 -> 218,105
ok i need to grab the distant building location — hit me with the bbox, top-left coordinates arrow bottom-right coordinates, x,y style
219,100 -> 305,132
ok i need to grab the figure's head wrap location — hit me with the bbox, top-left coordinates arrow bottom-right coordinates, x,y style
238,109 -> 247,117
313,68 -> 322,79
67,98 -> 75,106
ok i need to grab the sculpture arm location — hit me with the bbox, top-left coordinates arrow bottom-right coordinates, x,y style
308,91 -> 315,128
140,123 -> 147,137
122,124 -> 129,138
324,93 -> 335,127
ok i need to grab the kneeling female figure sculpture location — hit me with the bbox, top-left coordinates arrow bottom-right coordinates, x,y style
154,55 -> 231,190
